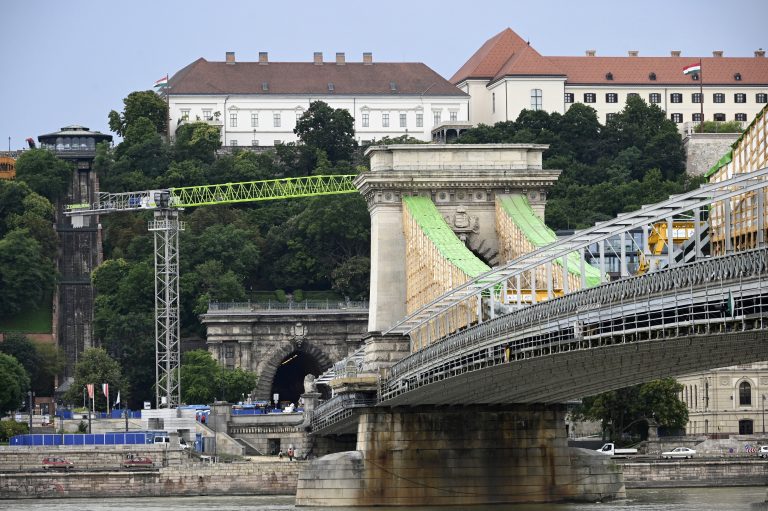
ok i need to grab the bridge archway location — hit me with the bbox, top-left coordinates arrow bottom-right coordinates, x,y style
255,342 -> 333,403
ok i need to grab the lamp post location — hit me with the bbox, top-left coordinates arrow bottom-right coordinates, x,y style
762,394 -> 765,434
27,391 -> 33,431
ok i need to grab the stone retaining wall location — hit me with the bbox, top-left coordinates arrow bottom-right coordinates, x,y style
621,460 -> 768,488
0,446 -> 186,472
0,460 -> 304,499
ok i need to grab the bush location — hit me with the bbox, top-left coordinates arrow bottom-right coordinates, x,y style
77,420 -> 88,433
293,289 -> 304,302
698,120 -> 743,133
0,420 -> 29,442
274,289 -> 286,303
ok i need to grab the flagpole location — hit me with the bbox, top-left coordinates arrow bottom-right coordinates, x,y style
699,59 -> 704,132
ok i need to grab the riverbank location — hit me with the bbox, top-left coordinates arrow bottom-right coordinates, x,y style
620,458 -> 768,488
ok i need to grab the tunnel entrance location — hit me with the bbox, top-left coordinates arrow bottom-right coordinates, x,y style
270,351 -> 323,405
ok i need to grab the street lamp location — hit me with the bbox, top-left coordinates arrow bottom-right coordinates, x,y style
762,394 -> 765,434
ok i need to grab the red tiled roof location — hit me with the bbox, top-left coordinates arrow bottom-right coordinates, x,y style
453,28 -> 768,86
170,58 -> 466,96
550,56 -> 768,85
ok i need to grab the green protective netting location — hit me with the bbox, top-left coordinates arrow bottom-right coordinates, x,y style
704,103 -> 768,180
403,196 -> 490,278
704,149 -> 733,179
498,195 -> 602,287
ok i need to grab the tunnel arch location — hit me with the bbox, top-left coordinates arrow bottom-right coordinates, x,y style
255,341 -> 333,402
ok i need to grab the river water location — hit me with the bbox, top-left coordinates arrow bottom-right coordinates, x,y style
2,487 -> 767,511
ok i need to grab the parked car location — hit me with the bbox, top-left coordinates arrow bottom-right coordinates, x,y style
122,453 -> 153,469
758,446 -> 768,458
42,456 -> 74,471
661,447 -> 696,459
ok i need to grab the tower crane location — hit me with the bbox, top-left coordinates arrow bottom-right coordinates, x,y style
66,174 -> 358,408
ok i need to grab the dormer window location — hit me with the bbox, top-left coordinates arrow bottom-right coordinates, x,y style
328,82 -> 335,92
605,72 -> 613,80
389,81 -> 397,92
691,73 -> 699,81
649,72 -> 657,81
734,72 -> 742,81
262,82 -> 269,91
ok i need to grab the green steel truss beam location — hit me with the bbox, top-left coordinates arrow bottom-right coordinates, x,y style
65,174 -> 358,217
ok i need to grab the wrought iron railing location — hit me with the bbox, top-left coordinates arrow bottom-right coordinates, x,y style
311,392 -> 377,432
207,300 -> 369,313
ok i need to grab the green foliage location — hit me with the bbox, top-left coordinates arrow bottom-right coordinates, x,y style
63,348 -> 126,411
331,255 -> 371,300
698,120 -> 744,133
0,334 -> 60,396
180,350 -> 257,404
573,378 -> 688,442
174,122 -> 222,163
14,149 -> 73,201
294,101 -> 357,163
0,229 -> 55,318
292,289 -> 304,302
0,419 -> 29,441
274,289 -> 287,303
0,353 -> 30,416
108,90 -> 168,137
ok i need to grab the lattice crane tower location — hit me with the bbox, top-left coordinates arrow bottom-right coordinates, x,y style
66,175 -> 357,408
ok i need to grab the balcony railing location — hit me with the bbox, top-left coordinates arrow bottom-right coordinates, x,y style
207,300 -> 369,313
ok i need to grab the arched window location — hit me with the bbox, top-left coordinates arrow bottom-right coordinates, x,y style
739,381 -> 752,406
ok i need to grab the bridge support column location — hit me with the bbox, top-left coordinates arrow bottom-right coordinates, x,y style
297,404 -> 625,506
360,331 -> 411,374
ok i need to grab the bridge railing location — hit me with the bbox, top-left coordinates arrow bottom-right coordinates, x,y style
207,300 -> 369,313
311,392 -> 377,432
379,248 -> 768,402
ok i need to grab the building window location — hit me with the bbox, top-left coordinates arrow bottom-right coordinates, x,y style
606,93 -> 618,103
400,113 -> 407,128
734,93 -> 746,103
416,113 -> 423,127
274,139 -> 282,146
670,93 -> 682,103
230,113 -> 238,127
564,92 -> 574,103
492,93 -> 496,113
449,111 -> 458,122
273,113 -> 281,127
583,93 -> 596,103
670,113 -> 683,123
714,113 -> 726,121
739,381 -> 752,406
230,139 -> 238,147
362,113 -> 369,127
713,93 -> 725,103
531,89 -> 543,110
251,139 -> 259,146
757,93 -> 768,103
382,113 -> 390,127
224,345 -> 235,358
251,113 -> 259,127
692,113 -> 703,122
739,419 -> 754,435
649,93 -> 661,104
180,109 -> 190,121
735,113 -> 748,122
295,112 -> 302,123
203,109 -> 212,121
606,113 -> 617,122
692,93 -> 703,103
433,111 -> 441,125
627,92 -> 639,99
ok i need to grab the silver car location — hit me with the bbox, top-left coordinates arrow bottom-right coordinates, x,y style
661,447 -> 696,459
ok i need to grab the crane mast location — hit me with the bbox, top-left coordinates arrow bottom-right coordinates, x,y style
66,174 -> 357,408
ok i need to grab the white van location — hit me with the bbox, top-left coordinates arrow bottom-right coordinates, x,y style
153,436 -> 190,450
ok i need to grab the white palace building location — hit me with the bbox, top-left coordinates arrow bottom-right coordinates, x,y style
452,28 -> 768,131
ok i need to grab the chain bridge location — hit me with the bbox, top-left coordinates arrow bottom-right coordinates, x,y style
295,107 -> 768,507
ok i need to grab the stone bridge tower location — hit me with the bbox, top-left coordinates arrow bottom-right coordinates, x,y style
354,143 -> 561,334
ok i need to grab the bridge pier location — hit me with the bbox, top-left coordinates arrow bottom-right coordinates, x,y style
297,404 -> 624,506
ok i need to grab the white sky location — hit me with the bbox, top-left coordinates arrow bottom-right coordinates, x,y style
1,0 -> 766,149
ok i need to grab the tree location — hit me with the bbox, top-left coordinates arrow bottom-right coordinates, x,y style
63,348 -> 126,411
219,367 -> 258,403
180,350 -> 257,404
0,353 -> 30,416
0,334 -> 39,387
108,90 -> 168,137
0,334 -> 65,396
174,122 -> 222,163
14,149 -> 73,202
0,229 -> 55,318
294,101 -> 356,164
573,378 -> 688,442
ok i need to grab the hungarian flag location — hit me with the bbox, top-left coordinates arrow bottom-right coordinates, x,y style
86,383 -> 94,399
154,75 -> 169,88
683,63 -> 701,75
102,383 -> 109,398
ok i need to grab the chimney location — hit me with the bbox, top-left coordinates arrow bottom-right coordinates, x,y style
671,50 -> 681,57
314,52 -> 323,65
363,52 -> 373,65
225,51 -> 235,64
713,50 -> 723,58
628,50 -> 639,57
336,52 -> 345,65
585,49 -> 596,57
756,49 -> 766,58
259,52 -> 268,65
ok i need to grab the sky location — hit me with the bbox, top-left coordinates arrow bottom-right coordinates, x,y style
1,0 -> 766,150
